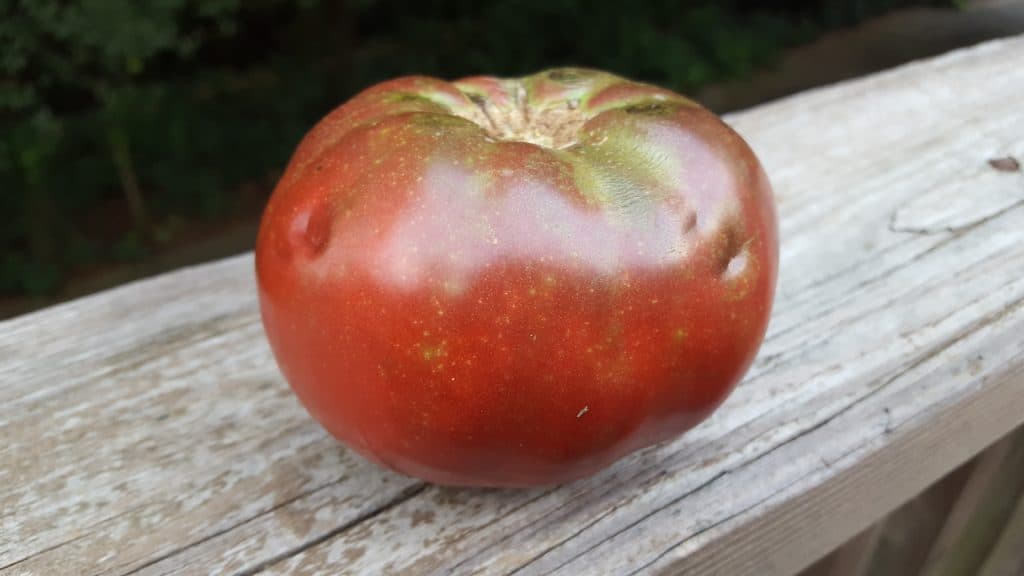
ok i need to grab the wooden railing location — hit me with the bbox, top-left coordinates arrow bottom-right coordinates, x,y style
2,35 -> 1023,575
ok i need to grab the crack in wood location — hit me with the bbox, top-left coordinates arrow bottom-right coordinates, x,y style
233,483 -> 428,576
0,533 -> 91,573
504,500 -> 629,576
6,310 -> 256,410
887,195 -> 1024,236
1,503 -> 155,573
117,474 -> 360,576
443,488 -> 560,574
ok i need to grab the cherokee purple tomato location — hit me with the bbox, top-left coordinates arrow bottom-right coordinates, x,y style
256,68 -> 778,487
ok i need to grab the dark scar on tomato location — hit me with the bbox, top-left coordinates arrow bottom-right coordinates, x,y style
547,69 -> 592,83
623,102 -> 676,116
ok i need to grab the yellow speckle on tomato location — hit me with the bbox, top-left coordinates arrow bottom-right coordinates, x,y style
420,341 -> 448,361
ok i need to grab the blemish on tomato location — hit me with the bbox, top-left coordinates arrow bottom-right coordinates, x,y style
723,246 -> 749,281
291,201 -> 334,258
420,341 -> 448,362
681,211 -> 698,234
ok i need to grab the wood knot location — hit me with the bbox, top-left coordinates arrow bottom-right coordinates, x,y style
988,156 -> 1020,172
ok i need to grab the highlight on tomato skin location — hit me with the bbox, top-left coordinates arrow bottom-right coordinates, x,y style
255,67 -> 778,487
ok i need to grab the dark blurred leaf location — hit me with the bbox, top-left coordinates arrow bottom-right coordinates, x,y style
0,0 -> 962,298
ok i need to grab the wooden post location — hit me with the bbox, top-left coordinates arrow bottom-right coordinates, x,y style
921,428 -> 1024,576
824,523 -> 885,576
977,477 -> 1024,576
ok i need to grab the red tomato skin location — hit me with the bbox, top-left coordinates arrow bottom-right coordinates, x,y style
256,70 -> 778,487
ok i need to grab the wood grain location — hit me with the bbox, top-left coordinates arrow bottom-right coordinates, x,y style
3,35 -> 1024,576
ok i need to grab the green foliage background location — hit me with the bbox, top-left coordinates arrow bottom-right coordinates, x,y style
1,0 -> 959,297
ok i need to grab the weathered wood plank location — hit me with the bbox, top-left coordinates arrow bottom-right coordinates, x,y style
2,35 -> 1024,575
0,260 -> 421,575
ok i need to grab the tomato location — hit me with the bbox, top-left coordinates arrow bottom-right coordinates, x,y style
256,68 -> 777,487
